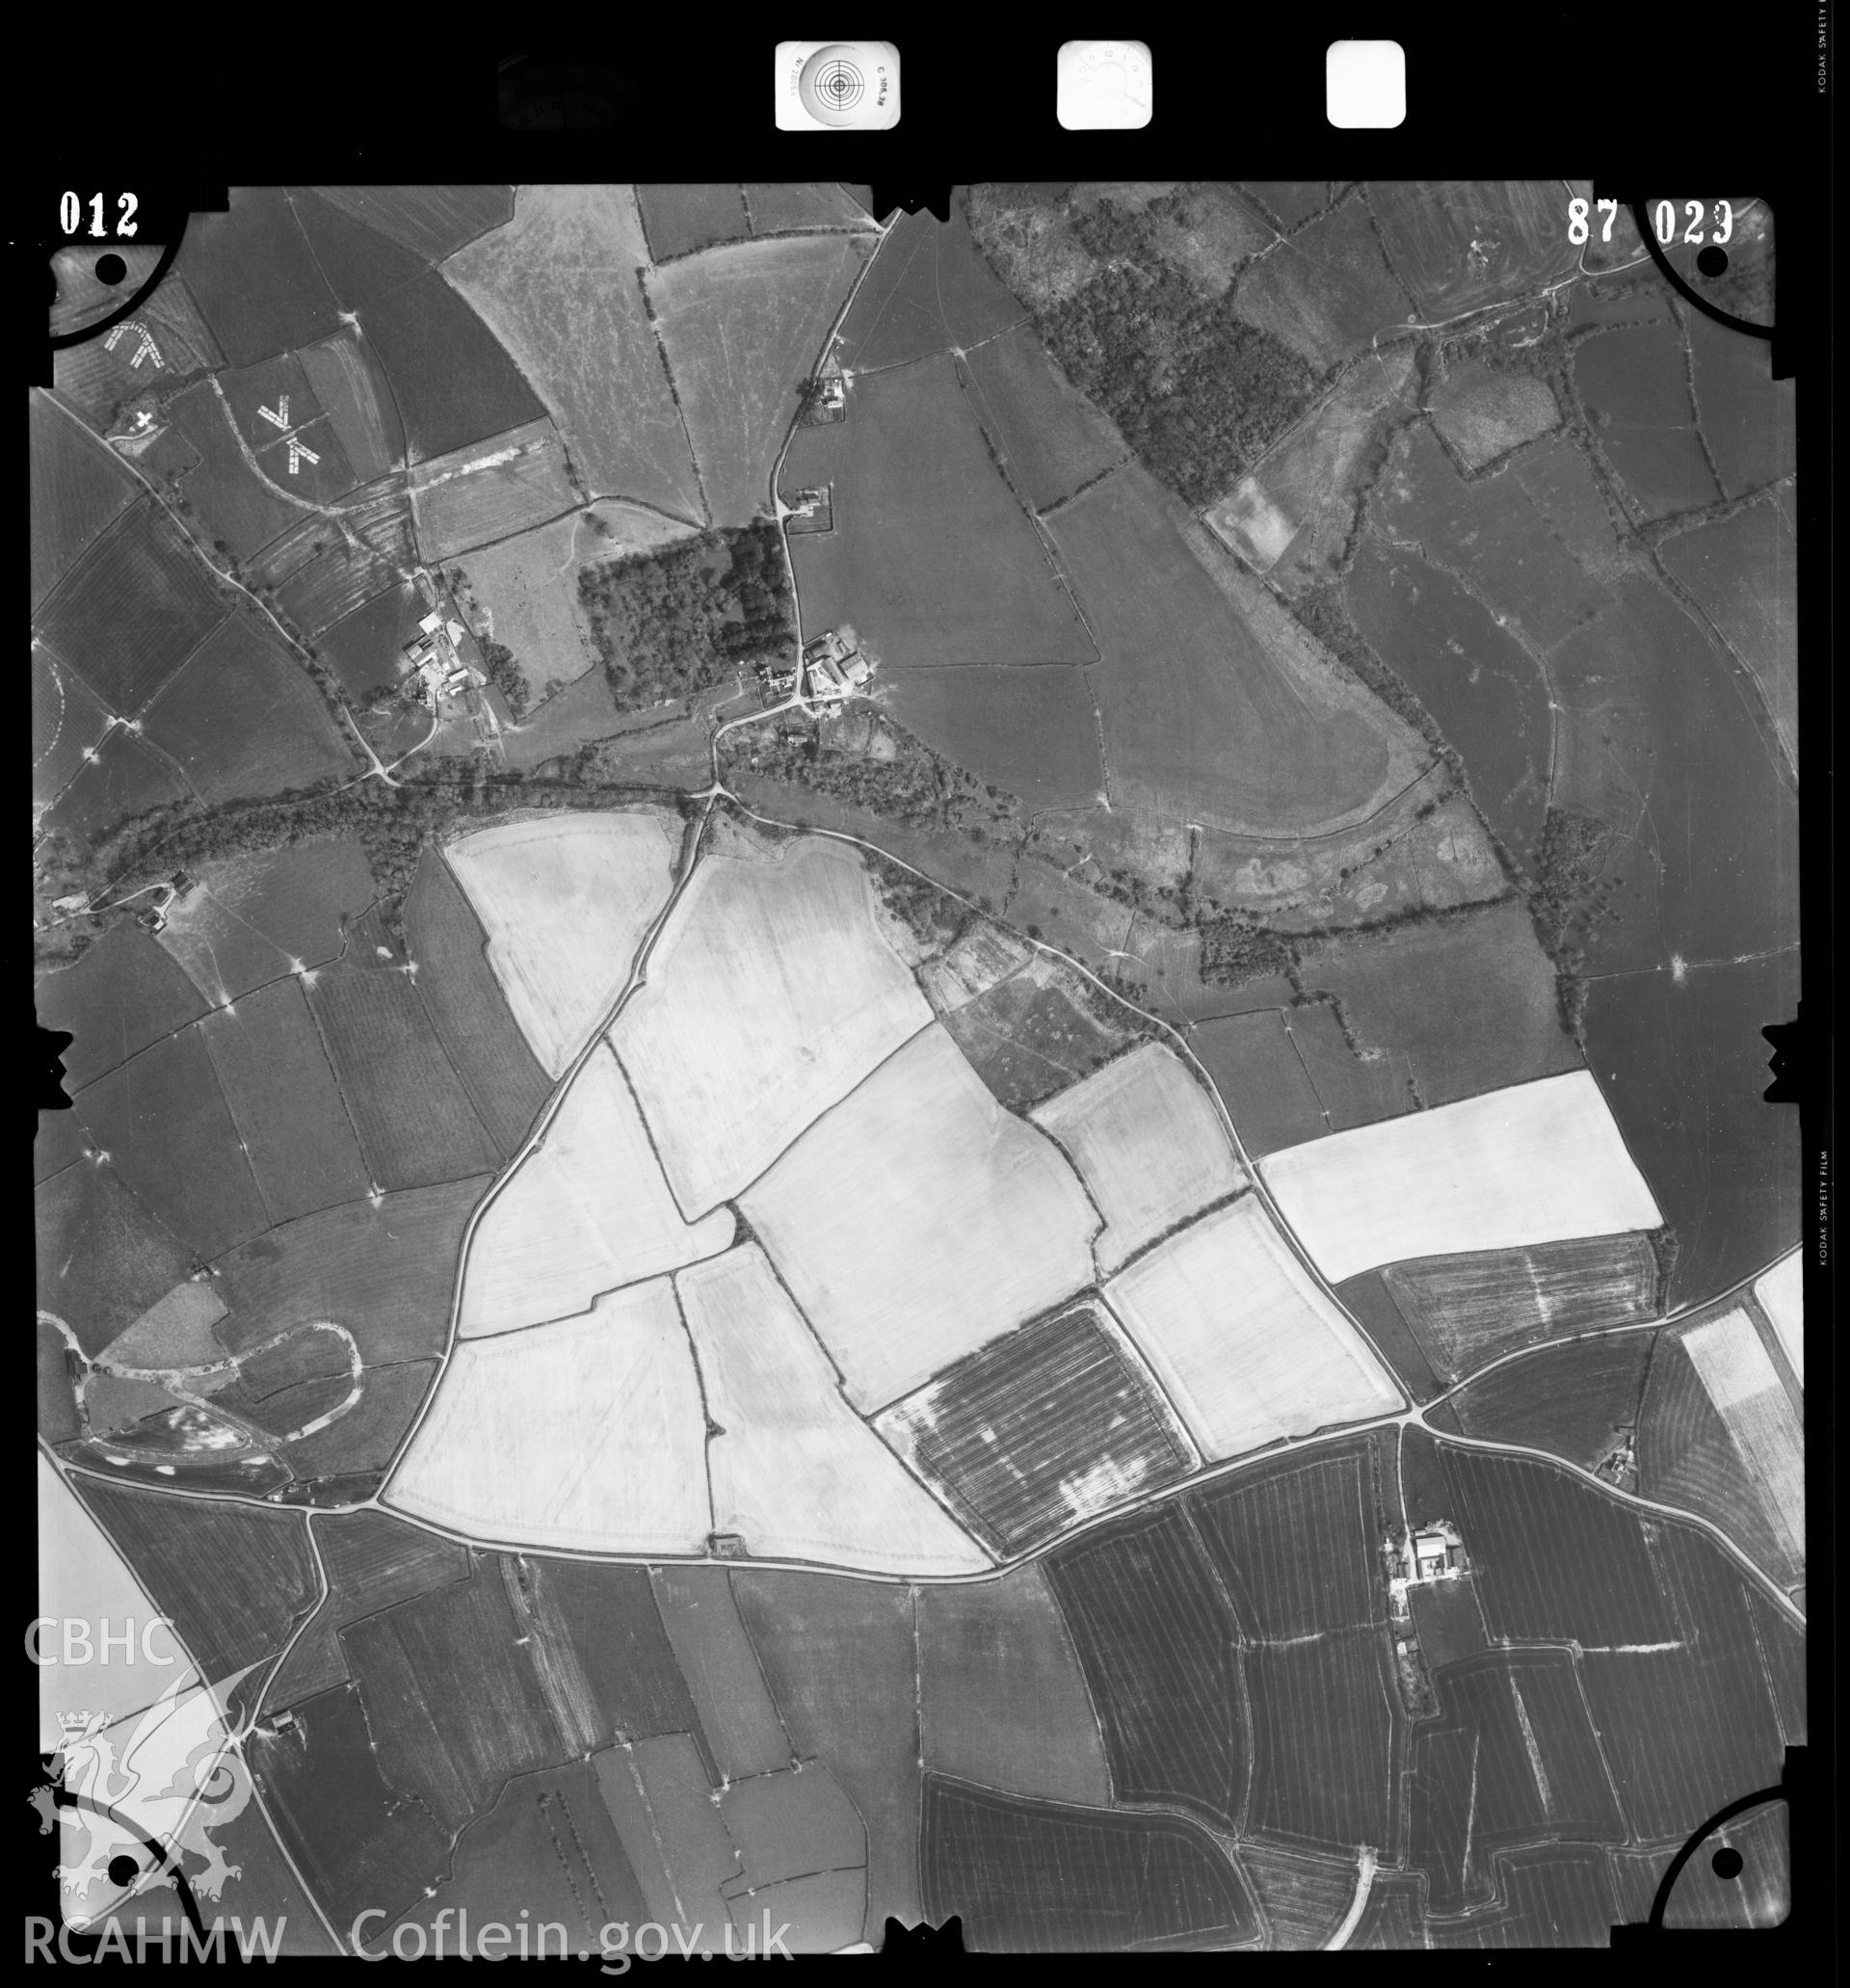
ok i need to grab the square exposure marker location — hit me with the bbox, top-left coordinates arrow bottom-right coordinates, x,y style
776,40 -> 901,129
1057,40 -> 1152,129
1326,40 -> 1406,127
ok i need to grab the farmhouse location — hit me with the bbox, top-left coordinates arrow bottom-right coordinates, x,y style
801,626 -> 873,700
1402,1521 -> 1467,1584
401,608 -> 478,705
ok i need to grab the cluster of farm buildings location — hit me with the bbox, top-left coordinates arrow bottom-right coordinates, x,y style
756,626 -> 874,707
402,609 -> 476,706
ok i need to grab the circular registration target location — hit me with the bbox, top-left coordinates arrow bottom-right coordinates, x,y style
800,44 -> 869,125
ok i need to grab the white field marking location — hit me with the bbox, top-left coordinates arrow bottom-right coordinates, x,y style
743,1021 -> 1098,1414
1030,1042 -> 1245,1276
1103,1197 -> 1401,1463
615,837 -> 933,1218
384,1279 -> 711,1552
447,811 -> 679,1075
675,1244 -> 990,1576
1680,1312 -> 1805,1563
458,1042 -> 733,1339
1260,1071 -> 1663,1285
1754,1248 -> 1803,1386
1509,1675 -> 1553,1816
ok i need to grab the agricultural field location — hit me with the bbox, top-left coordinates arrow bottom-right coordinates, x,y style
1450,1330 -> 1655,1471
676,1244 -> 989,1574
1612,1803 -> 1789,1930
616,837 -> 932,1215
1193,1447 -> 1381,1636
443,185 -> 701,517
211,348 -> 363,507
148,381 -> 310,557
31,392 -> 139,607
1048,465 -> 1404,835
296,329 -> 401,484
743,1021 -> 1097,1413
40,729 -> 191,855
385,1280 -> 709,1551
1243,1630 -> 1396,1851
172,188 -> 340,365
38,919 -> 211,1092
832,204 -> 1022,373
1755,1248 -> 1803,1384
941,954 -> 1142,1112
1659,499 -> 1797,761
649,232 -> 873,525
312,185 -> 513,262
32,646 -> 112,810
140,616 -> 352,802
1103,1196 -> 1402,1461
50,268 -> 225,426
635,183 -> 752,260
36,1160 -> 198,1360
36,499 -> 229,714
1030,1043 -> 1244,1273
313,582 -> 429,702
960,323 -> 1124,512
651,1563 -> 793,1781
1240,182 -> 1329,227
1231,193 -> 1412,369
1261,1072 -> 1664,1285
449,810 -> 679,1075
256,481 -> 418,639
1429,359 -> 1561,471
409,416 -> 581,562
458,1043 -> 733,1338
876,1301 -> 1194,1554
1189,1011 -> 1329,1156
744,182 -> 877,234
1573,320 -> 1721,519
1368,182 -> 1577,321
781,356 -> 1097,674
883,661 -> 1107,808
1687,304 -> 1795,495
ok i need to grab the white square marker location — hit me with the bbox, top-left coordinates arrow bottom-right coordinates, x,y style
1057,40 -> 1153,130
1326,40 -> 1406,128
775,41 -> 901,129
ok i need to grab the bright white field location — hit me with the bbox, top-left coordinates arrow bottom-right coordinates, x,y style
676,1245 -> 990,1575
460,1044 -> 734,1338
1754,1248 -> 1803,1384
1259,1071 -> 1664,1284
742,1022 -> 1099,1413
385,1279 -> 711,1551
1682,1311 -> 1804,1564
1104,1196 -> 1401,1461
612,839 -> 933,1216
1031,1042 -> 1245,1274
446,811 -> 679,1074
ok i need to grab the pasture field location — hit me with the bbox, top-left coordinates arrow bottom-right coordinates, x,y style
359,268 -> 547,464
1670,1312 -> 1802,1564
1513,433 -> 1632,585
721,1761 -> 864,1893
1612,1806 -> 1788,1930
249,1684 -> 454,1931
34,1104 -> 88,1186
41,729 -> 189,855
156,836 -> 378,1001
385,1280 -> 710,1551
401,846 -> 550,1154
215,348 -> 361,506
654,1573 -> 800,1781
921,1778 -> 1256,1951
1755,1248 -> 1802,1384
885,667 -> 1107,808
650,233 -> 873,525
636,183 -> 752,260
449,810 -> 678,1075
1370,181 -> 1577,320
1044,1505 -> 1246,1828
1282,994 -> 1412,1131
1585,956 -> 1800,1307
265,480 -> 417,635
1687,305 -> 1795,495
76,1478 -> 315,1679
1243,1630 -> 1395,1852
1296,904 -> 1581,1111
1048,465 -> 1396,835
781,357 -> 1097,674
314,185 -> 513,261
172,188 -> 340,365
961,324 -> 1123,511
876,1301 -> 1194,1555
1240,181 -> 1328,226
410,416 -> 581,560
199,977 -> 370,1223
1378,1233 -> 1661,1380
156,381 -> 306,555
1660,500 -> 1796,760
730,1569 -> 922,1935
1429,360 -> 1561,470
443,185 -> 701,517
31,393 -> 138,606
1749,1587 -> 1806,1744
37,500 -> 228,713
31,647 -> 111,808
75,1027 -> 270,1260
314,581 -> 428,701
1103,1197 -> 1402,1461
616,838 -> 932,1215
37,920 -> 209,1091
307,965 -> 501,1189
1343,540 -> 1552,866
497,667 -> 632,769
1408,1575 -> 1489,1669
141,616 -> 353,802
37,1321 -> 78,1443
50,269 -> 224,424
211,1169 -> 492,1375
1240,1846 -> 1360,1948
1372,423 -> 1609,649
1190,1011 -> 1328,1157
832,205 -> 1021,372
275,1360 -> 435,1487
1231,194 -> 1410,368
1572,322 -> 1720,520
518,1558 -> 704,1751
745,182 -> 876,234
1637,1329 -> 1800,1587
742,1021 -> 1097,1412
917,1568 -> 1113,1807
286,186 -> 425,310
1030,1043 -> 1244,1274
1193,1447 -> 1380,1637
36,1162 -> 195,1357
676,1244 -> 988,1574
595,1736 -> 738,1952
296,329 -> 400,483
1451,1331 -> 1654,1471
1261,1071 -> 1663,1286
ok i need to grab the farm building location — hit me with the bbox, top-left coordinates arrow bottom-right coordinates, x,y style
1403,1522 -> 1467,1584
801,626 -> 872,700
